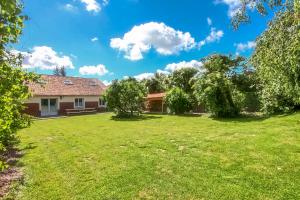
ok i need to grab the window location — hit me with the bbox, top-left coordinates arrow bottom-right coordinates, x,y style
75,98 -> 84,108
99,98 -> 106,107
64,80 -> 73,85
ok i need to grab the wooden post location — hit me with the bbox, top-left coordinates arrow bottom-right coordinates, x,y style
161,100 -> 163,113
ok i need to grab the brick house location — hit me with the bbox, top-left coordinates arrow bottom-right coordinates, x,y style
23,75 -> 107,117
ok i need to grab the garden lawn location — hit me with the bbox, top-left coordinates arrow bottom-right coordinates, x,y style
15,113 -> 300,199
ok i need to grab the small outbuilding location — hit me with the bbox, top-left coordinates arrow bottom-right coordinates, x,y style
145,92 -> 167,113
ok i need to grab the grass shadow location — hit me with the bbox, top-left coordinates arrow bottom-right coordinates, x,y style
176,113 -> 203,117
0,142 -> 38,197
110,115 -> 162,121
211,113 -> 268,123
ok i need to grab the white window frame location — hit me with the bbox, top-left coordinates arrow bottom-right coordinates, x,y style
74,98 -> 85,109
99,98 -> 106,107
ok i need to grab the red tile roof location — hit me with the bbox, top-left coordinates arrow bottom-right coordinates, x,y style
28,75 -> 107,96
146,92 -> 166,99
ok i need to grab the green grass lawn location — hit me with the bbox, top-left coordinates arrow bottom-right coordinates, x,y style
14,113 -> 300,199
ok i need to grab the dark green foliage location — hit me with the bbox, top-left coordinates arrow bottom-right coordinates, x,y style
53,66 -> 67,77
169,68 -> 198,94
251,6 -> 300,113
194,54 -> 246,117
168,67 -> 199,110
165,87 -> 192,114
104,78 -> 146,117
231,71 -> 260,112
143,72 -> 167,93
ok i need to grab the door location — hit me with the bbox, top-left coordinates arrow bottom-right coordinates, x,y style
41,98 -> 58,116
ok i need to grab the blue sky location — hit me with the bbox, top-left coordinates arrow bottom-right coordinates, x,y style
14,0 -> 273,85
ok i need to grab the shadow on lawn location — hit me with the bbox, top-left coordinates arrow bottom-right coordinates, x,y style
211,113 -> 268,123
0,143 -> 37,198
110,115 -> 162,121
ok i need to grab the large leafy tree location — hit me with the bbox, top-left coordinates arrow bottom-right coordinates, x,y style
193,55 -> 246,117
169,68 -> 198,94
104,78 -> 146,117
168,68 -> 199,109
231,0 -> 295,28
0,0 -> 39,169
251,5 -> 300,113
143,72 -> 168,93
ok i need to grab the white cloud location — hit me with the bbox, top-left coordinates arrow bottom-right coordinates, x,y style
156,69 -> 170,75
12,46 -> 74,70
102,0 -> 109,6
215,0 -> 256,17
79,64 -> 109,76
134,72 -> 154,81
80,0 -> 109,13
199,27 -> 224,48
91,37 -> 98,42
235,41 -> 256,54
131,60 -> 204,82
215,0 -> 242,17
63,3 -> 77,12
102,80 -> 112,86
207,17 -> 212,26
110,22 -> 196,61
165,60 -> 204,72
70,54 -> 77,59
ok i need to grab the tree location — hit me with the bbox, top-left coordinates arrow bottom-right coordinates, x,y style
0,0 -> 27,52
143,72 -> 167,93
165,87 -> 191,114
0,0 -> 39,170
53,66 -> 67,77
230,0 -> 295,29
231,70 -> 260,112
251,6 -> 300,113
104,78 -> 146,117
168,68 -> 199,109
193,54 -> 246,117
169,68 -> 198,94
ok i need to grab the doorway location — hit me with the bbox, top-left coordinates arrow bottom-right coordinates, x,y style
41,98 -> 58,116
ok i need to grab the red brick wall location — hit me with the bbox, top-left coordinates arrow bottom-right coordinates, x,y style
59,102 -> 74,115
23,103 -> 40,117
85,101 -> 98,109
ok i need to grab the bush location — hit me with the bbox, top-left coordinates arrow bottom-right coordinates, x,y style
104,78 -> 146,117
165,87 -> 192,114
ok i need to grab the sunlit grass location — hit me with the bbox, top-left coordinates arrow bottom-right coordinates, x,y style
15,112 -> 300,199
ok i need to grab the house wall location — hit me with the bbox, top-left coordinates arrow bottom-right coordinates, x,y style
24,95 -> 106,117
23,103 -> 40,116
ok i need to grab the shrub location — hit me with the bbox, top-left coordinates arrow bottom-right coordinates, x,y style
165,87 -> 192,114
104,78 -> 146,117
